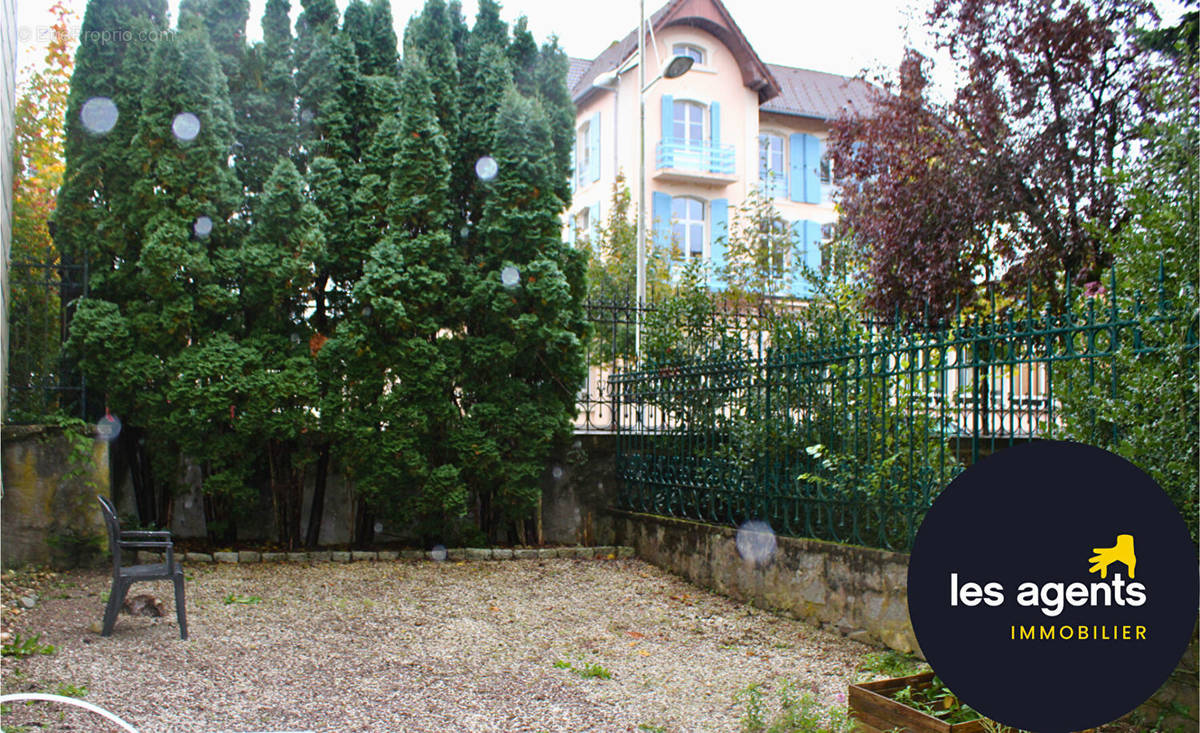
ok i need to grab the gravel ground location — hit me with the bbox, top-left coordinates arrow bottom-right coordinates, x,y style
1,558 -> 874,732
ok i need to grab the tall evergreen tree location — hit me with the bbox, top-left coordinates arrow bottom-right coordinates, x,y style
459,87 -> 588,540
237,158 -> 325,548
54,0 -> 169,523
55,0 -> 167,305
239,0 -> 297,195
535,37 -> 575,206
403,0 -> 463,220
68,18 -> 243,536
325,58 -> 469,541
180,0 -> 251,197
507,16 -> 539,96
343,0 -> 398,76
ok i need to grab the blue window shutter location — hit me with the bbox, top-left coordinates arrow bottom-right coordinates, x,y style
652,191 -> 673,252
804,135 -> 821,203
805,221 -> 822,269
788,133 -> 804,202
710,198 -> 728,290
789,221 -> 807,297
569,215 -> 577,246
569,146 -> 576,193
587,112 -> 601,183
790,219 -> 823,297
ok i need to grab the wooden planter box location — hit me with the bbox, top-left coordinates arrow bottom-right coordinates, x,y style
848,672 -> 987,733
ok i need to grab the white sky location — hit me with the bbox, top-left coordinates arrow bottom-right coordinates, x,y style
16,0 -> 1193,92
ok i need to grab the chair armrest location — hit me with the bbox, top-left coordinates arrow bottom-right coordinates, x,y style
120,530 -> 173,538
118,541 -> 175,549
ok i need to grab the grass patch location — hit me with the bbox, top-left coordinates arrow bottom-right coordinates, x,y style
223,593 -> 262,605
1,633 -> 56,659
553,658 -> 613,680
854,649 -> 928,681
54,683 -> 88,698
736,681 -> 852,733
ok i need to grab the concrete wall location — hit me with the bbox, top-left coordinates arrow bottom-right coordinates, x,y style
540,433 -> 619,546
614,510 -> 918,653
155,458 -> 358,545
2,425 -> 110,569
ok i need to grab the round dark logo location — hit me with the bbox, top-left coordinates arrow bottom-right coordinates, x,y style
908,441 -> 1198,732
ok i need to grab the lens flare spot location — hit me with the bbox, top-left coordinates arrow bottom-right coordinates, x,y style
551,466 -> 564,480
474,155 -> 498,181
81,97 -> 119,135
172,112 -> 201,142
193,215 -> 213,237
500,265 -> 520,288
735,521 -> 777,565
430,545 -> 448,562
96,412 -> 122,442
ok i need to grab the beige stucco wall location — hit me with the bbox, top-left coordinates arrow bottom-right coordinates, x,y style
1,0 -> 16,422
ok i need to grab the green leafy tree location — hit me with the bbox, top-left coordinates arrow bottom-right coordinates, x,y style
9,1 -> 75,420
718,187 -> 801,300
584,174 -> 675,306
1058,38 -> 1198,542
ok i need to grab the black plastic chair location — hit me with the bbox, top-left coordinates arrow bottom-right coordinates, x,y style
97,495 -> 187,639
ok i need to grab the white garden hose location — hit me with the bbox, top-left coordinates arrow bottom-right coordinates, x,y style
0,693 -> 138,732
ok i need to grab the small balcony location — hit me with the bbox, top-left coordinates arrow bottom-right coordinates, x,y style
654,138 -> 737,186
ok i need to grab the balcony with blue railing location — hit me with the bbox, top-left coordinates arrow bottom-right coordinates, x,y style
654,137 -> 738,186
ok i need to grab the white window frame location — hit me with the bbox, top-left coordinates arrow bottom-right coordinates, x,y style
672,43 -> 706,66
576,118 -> 593,187
761,216 -> 791,279
759,132 -> 787,197
672,196 -> 707,260
819,149 -> 836,203
672,99 -> 706,146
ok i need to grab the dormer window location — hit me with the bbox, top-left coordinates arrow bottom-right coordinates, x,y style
672,44 -> 705,66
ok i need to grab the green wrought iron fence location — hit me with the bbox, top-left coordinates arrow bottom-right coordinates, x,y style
611,272 -> 1196,551
6,251 -> 89,422
575,293 -> 804,431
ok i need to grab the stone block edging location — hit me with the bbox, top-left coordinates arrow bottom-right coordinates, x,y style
181,545 -> 632,565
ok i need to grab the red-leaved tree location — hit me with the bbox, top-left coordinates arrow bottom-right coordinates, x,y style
830,0 -> 1164,322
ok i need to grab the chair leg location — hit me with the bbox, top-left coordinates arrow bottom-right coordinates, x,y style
101,578 -> 130,637
173,570 -> 188,640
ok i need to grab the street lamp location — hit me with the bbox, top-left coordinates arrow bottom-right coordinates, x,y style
591,4 -> 693,363
634,1 -> 692,362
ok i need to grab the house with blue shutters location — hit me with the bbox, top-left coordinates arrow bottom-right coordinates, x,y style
566,0 -> 875,298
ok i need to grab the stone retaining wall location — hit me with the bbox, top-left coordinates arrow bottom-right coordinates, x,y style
2,425 -> 110,569
614,510 -> 918,653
